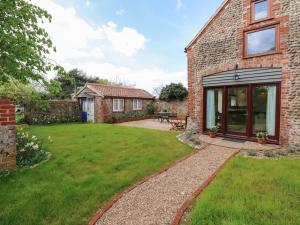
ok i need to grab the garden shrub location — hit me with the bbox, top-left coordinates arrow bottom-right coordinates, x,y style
287,147 -> 296,154
159,83 -> 188,102
264,150 -> 275,158
113,112 -> 147,121
145,102 -> 157,115
193,140 -> 201,146
0,170 -> 10,178
190,137 -> 196,143
16,129 -> 49,167
277,150 -> 288,156
185,131 -> 193,139
16,112 -> 25,124
247,149 -> 257,156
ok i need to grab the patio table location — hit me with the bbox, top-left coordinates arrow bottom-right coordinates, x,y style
155,112 -> 177,123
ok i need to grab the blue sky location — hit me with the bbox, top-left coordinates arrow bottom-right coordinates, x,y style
36,0 -> 223,92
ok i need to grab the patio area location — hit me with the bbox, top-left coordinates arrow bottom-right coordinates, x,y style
199,135 -> 280,150
118,120 -> 281,150
118,119 -> 172,131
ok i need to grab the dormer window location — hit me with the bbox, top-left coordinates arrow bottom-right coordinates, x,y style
252,0 -> 270,22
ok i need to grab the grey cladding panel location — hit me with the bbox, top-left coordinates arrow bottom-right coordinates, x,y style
203,68 -> 282,87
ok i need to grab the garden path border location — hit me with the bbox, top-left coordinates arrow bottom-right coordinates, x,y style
88,143 -> 209,225
171,149 -> 240,225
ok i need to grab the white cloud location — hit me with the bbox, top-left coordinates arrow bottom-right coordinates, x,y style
85,0 -> 91,7
103,22 -> 147,57
34,0 -> 146,60
116,9 -> 126,16
176,0 -> 183,9
32,0 -> 186,92
64,62 -> 187,92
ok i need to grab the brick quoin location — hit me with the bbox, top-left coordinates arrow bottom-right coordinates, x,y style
186,0 -> 300,147
0,100 -> 16,125
0,99 -> 16,170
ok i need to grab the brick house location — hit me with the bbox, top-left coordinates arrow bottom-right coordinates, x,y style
186,0 -> 299,146
75,83 -> 154,123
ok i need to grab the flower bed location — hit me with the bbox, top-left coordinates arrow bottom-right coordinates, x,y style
112,114 -> 155,123
16,129 -> 50,167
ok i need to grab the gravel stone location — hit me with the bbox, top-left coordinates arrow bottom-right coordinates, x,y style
96,145 -> 238,225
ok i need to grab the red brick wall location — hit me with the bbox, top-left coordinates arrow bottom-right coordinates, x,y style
94,97 -> 106,123
0,99 -> 16,125
98,97 -> 154,123
187,0 -> 299,146
0,99 -> 16,170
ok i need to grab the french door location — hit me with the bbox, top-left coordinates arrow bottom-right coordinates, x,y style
204,83 -> 280,141
226,86 -> 248,135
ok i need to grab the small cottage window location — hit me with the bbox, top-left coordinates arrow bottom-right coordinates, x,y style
113,99 -> 124,112
133,99 -> 142,110
245,26 -> 277,57
252,0 -> 269,22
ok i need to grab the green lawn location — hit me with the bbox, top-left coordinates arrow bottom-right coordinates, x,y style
0,124 -> 192,225
186,157 -> 300,225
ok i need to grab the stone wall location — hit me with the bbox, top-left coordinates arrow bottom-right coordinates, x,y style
154,100 -> 187,116
0,99 -> 16,170
187,0 -> 299,146
286,0 -> 300,147
24,100 -> 81,124
187,0 -> 243,133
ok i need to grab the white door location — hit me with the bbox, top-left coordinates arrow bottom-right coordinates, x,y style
87,98 -> 94,122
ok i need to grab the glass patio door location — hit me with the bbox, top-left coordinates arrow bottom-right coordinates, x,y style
206,88 -> 223,130
227,86 -> 248,135
252,85 -> 277,137
205,83 -> 279,141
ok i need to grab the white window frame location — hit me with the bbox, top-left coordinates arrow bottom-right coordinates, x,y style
113,98 -> 124,112
133,99 -> 142,110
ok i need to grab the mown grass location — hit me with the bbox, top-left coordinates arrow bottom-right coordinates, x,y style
0,123 -> 192,225
186,156 -> 300,225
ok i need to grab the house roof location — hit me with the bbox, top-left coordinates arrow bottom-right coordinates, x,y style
185,0 -> 231,50
76,83 -> 154,99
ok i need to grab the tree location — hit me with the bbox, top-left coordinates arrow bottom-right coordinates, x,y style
0,80 -> 48,108
0,0 -> 66,93
96,78 -> 110,85
152,84 -> 164,97
53,69 -> 97,99
53,69 -> 137,99
159,83 -> 188,102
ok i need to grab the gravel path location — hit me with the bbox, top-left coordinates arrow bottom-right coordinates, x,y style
95,145 -> 239,225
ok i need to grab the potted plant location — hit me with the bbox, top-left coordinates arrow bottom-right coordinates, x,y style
208,126 -> 219,138
256,131 -> 268,144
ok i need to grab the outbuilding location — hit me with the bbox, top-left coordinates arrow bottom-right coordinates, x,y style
75,83 -> 155,123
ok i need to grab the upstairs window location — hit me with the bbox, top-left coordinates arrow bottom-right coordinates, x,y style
133,99 -> 142,110
245,26 -> 277,57
252,0 -> 269,22
113,99 -> 124,112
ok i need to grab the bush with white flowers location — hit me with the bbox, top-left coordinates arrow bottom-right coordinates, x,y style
16,129 -> 49,167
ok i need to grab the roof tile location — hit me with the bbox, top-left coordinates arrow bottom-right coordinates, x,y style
87,83 -> 154,99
